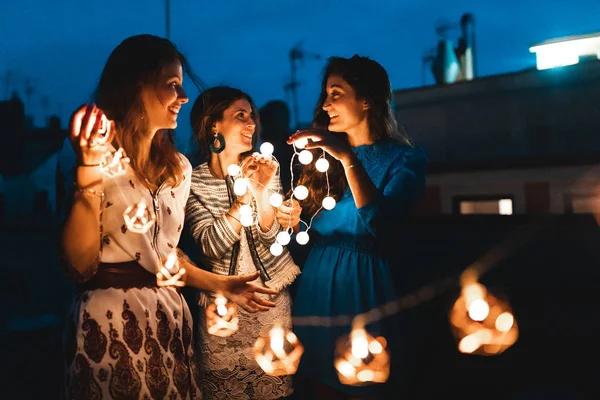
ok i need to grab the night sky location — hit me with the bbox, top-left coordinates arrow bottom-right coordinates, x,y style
1,0 -> 598,151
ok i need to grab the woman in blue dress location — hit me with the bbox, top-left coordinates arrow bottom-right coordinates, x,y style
287,55 -> 427,399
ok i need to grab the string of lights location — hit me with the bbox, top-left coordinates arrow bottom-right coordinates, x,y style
88,129 -> 529,385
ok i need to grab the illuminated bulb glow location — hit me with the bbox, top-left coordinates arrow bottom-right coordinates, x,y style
495,312 -> 514,332
296,231 -> 309,245
254,325 -> 304,376
269,193 -> 283,208
468,298 -> 490,321
322,196 -> 336,210
239,204 -> 253,216
100,148 -> 130,177
270,242 -> 283,256
260,142 -> 274,157
334,329 -> 390,385
240,214 -> 254,227
294,138 -> 308,149
207,295 -> 239,337
90,114 -> 110,145
298,150 -> 313,165
351,331 -> 370,359
227,164 -> 241,177
315,158 -> 329,172
293,185 -> 308,200
450,283 -> 519,356
276,231 -> 291,246
123,201 -> 155,234
164,252 -> 180,273
234,178 -> 248,196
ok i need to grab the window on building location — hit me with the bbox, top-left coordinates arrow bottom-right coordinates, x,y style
453,196 -> 514,215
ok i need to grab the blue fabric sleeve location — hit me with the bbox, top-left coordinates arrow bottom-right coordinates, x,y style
357,146 -> 427,237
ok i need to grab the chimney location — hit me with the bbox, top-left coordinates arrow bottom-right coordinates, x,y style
457,13 -> 476,80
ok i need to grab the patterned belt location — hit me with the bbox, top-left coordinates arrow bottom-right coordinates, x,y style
77,261 -> 158,292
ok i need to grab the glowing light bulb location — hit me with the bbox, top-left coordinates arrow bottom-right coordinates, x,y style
260,142 -> 274,157
276,231 -> 291,246
234,178 -> 248,196
239,204 -> 253,216
270,242 -> 283,256
90,114 -> 110,145
368,339 -> 383,355
296,231 -> 309,245
254,325 -> 304,376
227,164 -> 241,177
294,137 -> 308,149
315,158 -> 329,172
123,200 -> 155,233
335,360 -> 356,378
269,193 -> 283,208
164,252 -> 180,273
293,185 -> 308,200
100,148 -> 130,177
351,331 -> 369,359
495,312 -> 514,332
468,298 -> 490,321
207,295 -> 239,337
240,214 -> 253,227
298,150 -> 313,165
322,196 -> 336,210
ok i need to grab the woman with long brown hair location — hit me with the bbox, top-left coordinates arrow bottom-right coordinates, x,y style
58,35 -> 276,399
288,55 -> 427,399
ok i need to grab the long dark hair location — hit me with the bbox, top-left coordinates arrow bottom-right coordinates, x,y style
297,55 -> 411,215
95,34 -> 202,191
190,86 -> 260,162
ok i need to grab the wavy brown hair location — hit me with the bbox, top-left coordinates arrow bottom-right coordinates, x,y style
297,55 -> 411,215
190,86 -> 260,163
95,34 -> 202,191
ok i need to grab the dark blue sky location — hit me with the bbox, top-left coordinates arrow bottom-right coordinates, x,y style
1,0 -> 598,151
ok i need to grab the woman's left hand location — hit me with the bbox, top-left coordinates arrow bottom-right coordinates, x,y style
242,153 -> 278,194
287,129 -> 356,167
221,271 -> 278,312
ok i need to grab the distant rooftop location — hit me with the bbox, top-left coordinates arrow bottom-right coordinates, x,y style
529,31 -> 600,70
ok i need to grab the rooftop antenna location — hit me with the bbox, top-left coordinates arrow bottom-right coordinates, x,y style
284,41 -> 321,130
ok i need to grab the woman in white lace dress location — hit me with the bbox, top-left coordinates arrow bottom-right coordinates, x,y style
59,37 -> 278,400
185,86 -> 301,399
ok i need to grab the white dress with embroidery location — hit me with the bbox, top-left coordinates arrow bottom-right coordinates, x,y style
57,141 -> 202,399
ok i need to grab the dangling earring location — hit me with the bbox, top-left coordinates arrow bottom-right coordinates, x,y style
210,131 -> 226,154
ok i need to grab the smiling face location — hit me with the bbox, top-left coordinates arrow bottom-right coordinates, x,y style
214,98 -> 257,155
140,60 -> 188,132
321,74 -> 369,137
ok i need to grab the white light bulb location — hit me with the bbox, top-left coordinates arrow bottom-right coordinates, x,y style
239,204 -> 253,216
269,193 -> 283,208
294,137 -> 308,149
240,214 -> 254,227
276,231 -> 291,246
296,231 -> 309,245
227,164 -> 241,177
315,158 -> 329,172
293,185 -> 308,200
270,242 -> 283,256
233,178 -> 247,196
298,150 -> 313,165
351,334 -> 369,359
322,196 -> 336,210
260,142 -> 274,157
468,298 -> 490,321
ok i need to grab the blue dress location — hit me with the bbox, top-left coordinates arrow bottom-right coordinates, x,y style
292,139 -> 427,398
